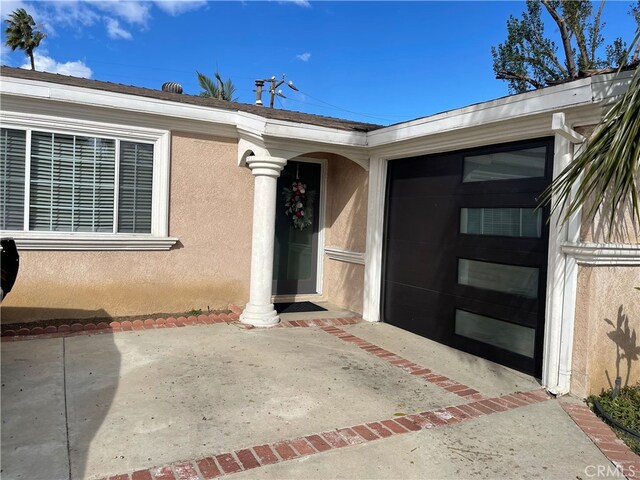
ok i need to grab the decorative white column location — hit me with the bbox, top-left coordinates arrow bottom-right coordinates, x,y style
240,155 -> 287,327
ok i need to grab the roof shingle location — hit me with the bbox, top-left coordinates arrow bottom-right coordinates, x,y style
0,66 -> 382,132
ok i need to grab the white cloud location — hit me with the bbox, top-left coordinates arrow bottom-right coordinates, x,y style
296,52 -> 311,62
105,18 -> 132,39
277,0 -> 311,7
88,0 -> 151,25
154,0 -> 207,16
21,55 -> 93,78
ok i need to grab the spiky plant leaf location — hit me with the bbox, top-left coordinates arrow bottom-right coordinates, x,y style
539,32 -> 640,238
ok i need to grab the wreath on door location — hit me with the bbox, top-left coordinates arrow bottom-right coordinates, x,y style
283,179 -> 313,230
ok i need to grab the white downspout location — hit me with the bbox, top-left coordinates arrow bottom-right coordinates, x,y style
543,113 -> 585,396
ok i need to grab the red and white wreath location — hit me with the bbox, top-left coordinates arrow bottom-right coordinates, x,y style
283,180 -> 313,230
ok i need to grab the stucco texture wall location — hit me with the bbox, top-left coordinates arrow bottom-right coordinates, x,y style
571,266 -> 640,397
321,154 -> 368,314
569,162 -> 640,396
2,132 -> 253,323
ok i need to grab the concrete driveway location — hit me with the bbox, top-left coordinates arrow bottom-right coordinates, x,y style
0,318 -> 624,479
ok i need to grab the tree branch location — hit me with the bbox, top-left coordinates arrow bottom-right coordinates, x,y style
496,70 -> 545,89
541,0 -> 579,78
591,0 -> 606,63
531,28 -> 569,77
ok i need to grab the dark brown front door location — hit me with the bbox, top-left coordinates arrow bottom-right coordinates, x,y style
382,138 -> 553,377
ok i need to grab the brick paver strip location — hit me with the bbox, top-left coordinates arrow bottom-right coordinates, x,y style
253,444 -> 279,466
235,448 -> 261,469
151,466 -> 176,480
321,430 -> 349,448
560,400 -> 640,479
106,388 -> 552,479
196,457 -> 221,479
318,325 -> 487,401
215,453 -> 242,474
1,314 -> 365,341
131,470 -> 153,480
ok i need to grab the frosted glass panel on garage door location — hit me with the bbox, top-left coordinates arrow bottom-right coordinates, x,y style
458,258 -> 539,298
455,309 -> 535,358
463,147 -> 546,182
460,208 -> 541,237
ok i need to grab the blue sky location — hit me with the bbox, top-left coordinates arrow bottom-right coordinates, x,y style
1,1 -> 638,124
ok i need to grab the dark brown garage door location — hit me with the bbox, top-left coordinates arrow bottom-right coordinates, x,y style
382,138 -> 553,377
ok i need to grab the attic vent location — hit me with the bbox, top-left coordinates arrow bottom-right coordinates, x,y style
162,82 -> 183,94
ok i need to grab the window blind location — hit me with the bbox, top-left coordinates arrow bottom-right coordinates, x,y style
0,128 -> 27,230
29,132 -> 116,232
118,141 -> 153,233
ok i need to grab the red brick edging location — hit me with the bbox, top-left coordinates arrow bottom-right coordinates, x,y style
0,309 -> 363,342
561,401 -> 639,478
1,311 -> 240,341
103,388 -> 552,480
319,325 -> 487,401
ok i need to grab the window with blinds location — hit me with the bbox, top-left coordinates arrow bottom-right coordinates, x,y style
118,142 -> 153,233
0,127 -> 154,234
0,129 -> 26,230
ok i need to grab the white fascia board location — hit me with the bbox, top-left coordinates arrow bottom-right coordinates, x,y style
367,78 -> 595,148
0,75 -> 239,129
590,70 -> 635,102
263,118 -> 368,147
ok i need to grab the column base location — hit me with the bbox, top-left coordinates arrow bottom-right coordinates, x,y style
240,302 -> 280,327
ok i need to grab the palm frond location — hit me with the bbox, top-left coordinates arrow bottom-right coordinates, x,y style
539,32 -> 640,238
197,71 -> 220,98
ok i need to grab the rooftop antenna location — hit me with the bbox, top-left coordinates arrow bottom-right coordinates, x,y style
254,75 -> 299,108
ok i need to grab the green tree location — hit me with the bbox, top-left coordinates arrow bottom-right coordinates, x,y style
4,8 -> 46,71
492,0 -> 640,94
197,70 -> 237,102
540,33 -> 640,237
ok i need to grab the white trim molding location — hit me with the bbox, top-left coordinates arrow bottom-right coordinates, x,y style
6,232 -> 179,250
562,242 -> 640,266
324,246 -> 365,265
0,111 -> 174,250
362,156 -> 388,323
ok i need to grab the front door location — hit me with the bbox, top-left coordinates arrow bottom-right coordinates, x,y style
273,160 -> 322,295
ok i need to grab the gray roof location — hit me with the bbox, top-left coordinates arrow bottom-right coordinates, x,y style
0,66 -> 382,132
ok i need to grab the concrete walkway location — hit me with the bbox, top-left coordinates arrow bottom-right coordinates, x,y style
0,320 -> 623,479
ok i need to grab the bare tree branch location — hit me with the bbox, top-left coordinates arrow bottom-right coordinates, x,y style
496,70 -> 545,89
591,0 -> 606,63
541,0 -> 579,78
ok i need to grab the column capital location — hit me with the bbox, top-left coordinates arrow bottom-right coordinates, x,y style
246,156 -> 287,178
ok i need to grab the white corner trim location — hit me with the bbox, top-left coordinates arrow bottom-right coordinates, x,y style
362,156 -> 388,322
4,232 -> 179,251
551,112 -> 585,144
562,242 -> 640,265
324,246 -> 365,265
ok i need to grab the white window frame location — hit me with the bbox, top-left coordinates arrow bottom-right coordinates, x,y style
0,111 -> 177,250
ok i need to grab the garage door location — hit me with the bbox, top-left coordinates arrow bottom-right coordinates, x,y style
382,138 -> 553,377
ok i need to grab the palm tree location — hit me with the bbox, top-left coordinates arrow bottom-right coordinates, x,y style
4,8 -> 46,71
541,33 -> 640,238
197,70 -> 237,102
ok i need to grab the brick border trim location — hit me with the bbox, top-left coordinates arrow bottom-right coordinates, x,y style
319,325 -> 486,401
561,401 -> 639,478
102,389 -> 552,480
1,310 -> 363,342
1,312 -> 240,341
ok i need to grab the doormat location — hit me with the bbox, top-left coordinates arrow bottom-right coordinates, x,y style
274,302 -> 328,314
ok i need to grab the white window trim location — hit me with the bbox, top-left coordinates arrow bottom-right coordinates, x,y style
0,111 -> 177,250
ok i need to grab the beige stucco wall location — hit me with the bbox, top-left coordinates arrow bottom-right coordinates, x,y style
321,154 -> 368,314
2,131 -> 253,323
570,171 -> 640,396
571,266 -> 640,397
